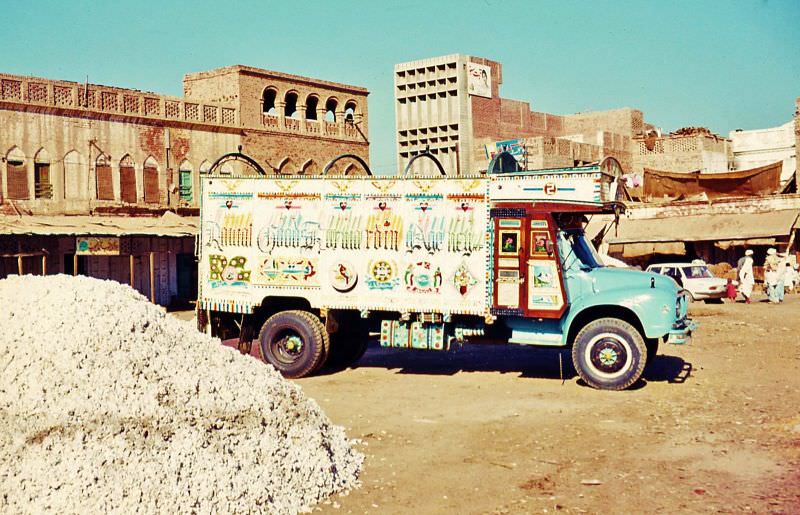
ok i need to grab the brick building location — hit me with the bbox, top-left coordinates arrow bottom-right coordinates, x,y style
632,127 -> 732,174
394,54 -> 647,176
0,66 -> 369,305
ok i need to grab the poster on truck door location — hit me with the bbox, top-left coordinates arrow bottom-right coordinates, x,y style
199,176 -> 491,316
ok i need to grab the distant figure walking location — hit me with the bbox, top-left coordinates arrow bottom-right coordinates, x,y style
738,249 -> 755,304
787,263 -> 800,294
776,253 -> 788,303
764,248 -> 781,303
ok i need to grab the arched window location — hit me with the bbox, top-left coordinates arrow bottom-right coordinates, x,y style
178,160 -> 193,202
344,100 -> 357,123
63,150 -> 87,200
284,91 -> 299,118
95,153 -> 113,200
6,147 -> 28,200
262,88 -> 277,115
119,154 -> 136,203
300,159 -> 318,175
143,156 -> 160,204
325,98 -> 338,122
199,160 -> 211,175
305,95 -> 319,121
34,148 -> 52,199
277,157 -> 295,175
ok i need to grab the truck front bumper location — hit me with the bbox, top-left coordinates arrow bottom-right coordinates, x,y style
666,318 -> 698,345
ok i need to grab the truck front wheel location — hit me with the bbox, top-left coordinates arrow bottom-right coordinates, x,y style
258,310 -> 326,378
572,318 -> 647,390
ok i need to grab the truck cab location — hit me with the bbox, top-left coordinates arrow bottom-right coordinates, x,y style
486,200 -> 693,389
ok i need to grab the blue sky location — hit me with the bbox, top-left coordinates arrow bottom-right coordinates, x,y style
1,0 -> 798,174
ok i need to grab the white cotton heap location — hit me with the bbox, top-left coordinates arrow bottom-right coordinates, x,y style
0,274 -> 362,515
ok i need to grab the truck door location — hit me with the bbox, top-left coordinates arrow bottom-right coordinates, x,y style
525,214 -> 567,318
491,207 -> 567,318
493,214 -> 527,313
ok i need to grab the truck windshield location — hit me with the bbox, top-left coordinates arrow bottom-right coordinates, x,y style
561,230 -> 603,270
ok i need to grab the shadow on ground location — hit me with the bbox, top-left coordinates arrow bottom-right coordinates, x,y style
348,341 -> 692,386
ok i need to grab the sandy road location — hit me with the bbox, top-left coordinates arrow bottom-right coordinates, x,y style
292,294 -> 800,514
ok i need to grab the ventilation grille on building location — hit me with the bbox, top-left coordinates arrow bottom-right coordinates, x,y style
28,83 -> 47,103
54,86 -> 72,107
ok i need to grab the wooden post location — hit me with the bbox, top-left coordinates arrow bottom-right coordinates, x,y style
17,255 -> 23,275
149,251 -> 156,304
73,254 -> 78,276
42,254 -> 47,275
129,254 -> 135,288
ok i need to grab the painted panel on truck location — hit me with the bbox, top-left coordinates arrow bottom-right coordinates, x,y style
199,177 -> 492,316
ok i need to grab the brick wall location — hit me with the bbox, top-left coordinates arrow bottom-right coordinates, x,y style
242,131 -> 369,175
632,133 -> 731,173
561,109 -> 643,139
0,65 -> 372,214
470,92 -> 640,173
183,68 -> 240,106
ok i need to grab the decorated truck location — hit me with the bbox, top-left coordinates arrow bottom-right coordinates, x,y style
196,154 -> 695,390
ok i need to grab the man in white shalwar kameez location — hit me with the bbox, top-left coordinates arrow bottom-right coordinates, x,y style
738,250 -> 755,304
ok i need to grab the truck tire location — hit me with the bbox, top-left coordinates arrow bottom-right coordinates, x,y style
258,310 -> 326,379
572,318 -> 647,390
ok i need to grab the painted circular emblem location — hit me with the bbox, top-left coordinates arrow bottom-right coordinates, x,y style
366,260 -> 399,290
404,261 -> 442,293
370,260 -> 395,282
544,182 -> 558,195
331,262 -> 358,293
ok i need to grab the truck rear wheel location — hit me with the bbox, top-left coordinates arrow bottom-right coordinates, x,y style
572,317 -> 646,390
258,310 -> 326,378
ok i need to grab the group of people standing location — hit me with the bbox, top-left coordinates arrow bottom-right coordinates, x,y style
736,248 -> 798,304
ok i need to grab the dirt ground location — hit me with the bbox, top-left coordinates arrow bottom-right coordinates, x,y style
179,292 -> 800,514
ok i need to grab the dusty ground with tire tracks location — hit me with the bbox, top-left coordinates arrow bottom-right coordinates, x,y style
295,293 -> 800,514
180,292 -> 800,514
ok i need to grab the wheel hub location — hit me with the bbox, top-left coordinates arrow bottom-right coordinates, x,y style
270,330 -> 305,365
590,337 -> 628,374
283,335 -> 303,353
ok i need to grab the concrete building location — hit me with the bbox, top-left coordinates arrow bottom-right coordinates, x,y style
730,121 -> 797,186
394,54 -> 648,176
0,66 -> 369,305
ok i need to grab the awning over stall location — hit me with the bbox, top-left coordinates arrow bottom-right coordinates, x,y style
0,212 -> 198,237
643,162 -> 783,200
605,209 -> 799,245
608,242 -> 687,258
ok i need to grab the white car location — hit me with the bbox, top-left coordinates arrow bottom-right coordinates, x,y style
646,262 -> 730,301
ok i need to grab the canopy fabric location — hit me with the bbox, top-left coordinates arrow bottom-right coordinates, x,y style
608,242 -> 686,258
605,209 -> 799,245
0,212 -> 198,237
644,161 -> 782,200
714,238 -> 777,250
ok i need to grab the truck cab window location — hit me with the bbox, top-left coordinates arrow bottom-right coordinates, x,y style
559,230 -> 603,270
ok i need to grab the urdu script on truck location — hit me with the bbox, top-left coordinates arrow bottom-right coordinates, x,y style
197,155 -> 696,390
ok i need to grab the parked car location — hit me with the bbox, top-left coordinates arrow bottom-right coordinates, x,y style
646,261 -> 731,302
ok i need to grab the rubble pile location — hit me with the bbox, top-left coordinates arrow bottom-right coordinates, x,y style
0,275 -> 362,514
